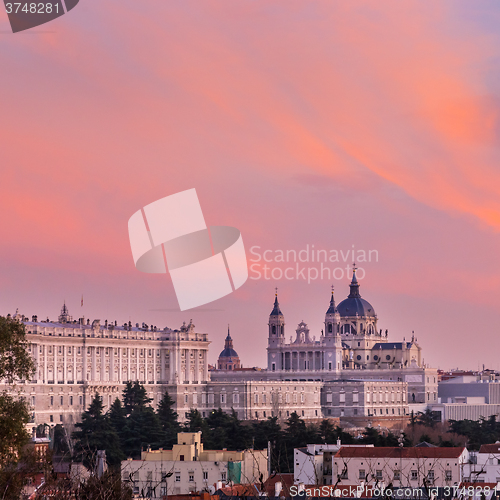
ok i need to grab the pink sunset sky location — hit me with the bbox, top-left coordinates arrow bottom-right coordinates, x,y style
1,1 -> 500,370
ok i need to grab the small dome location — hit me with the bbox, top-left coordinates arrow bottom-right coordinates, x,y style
219,347 -> 239,358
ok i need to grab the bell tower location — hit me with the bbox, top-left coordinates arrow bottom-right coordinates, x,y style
267,289 -> 285,372
324,287 -> 342,374
324,286 -> 340,339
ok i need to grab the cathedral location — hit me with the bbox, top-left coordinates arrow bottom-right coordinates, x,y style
267,268 -> 422,375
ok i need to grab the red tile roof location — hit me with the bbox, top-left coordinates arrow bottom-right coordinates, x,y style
335,446 -> 466,459
479,444 -> 500,454
263,473 -> 295,497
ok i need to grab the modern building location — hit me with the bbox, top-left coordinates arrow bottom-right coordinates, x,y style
427,374 -> 500,422
121,431 -> 268,497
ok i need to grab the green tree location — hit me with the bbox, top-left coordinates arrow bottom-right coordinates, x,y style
122,407 -> 164,459
0,392 -> 32,466
52,423 -> 70,455
157,391 -> 180,447
122,381 -> 152,415
0,314 -> 36,492
0,315 -> 35,383
73,393 -> 124,468
108,397 -> 128,442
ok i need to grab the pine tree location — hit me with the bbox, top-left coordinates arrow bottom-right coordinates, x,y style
122,407 -> 165,459
157,391 -> 180,447
108,397 -> 128,443
73,393 -> 124,468
122,381 -> 152,414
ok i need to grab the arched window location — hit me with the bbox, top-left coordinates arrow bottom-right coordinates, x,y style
328,323 -> 332,333
272,325 -> 276,334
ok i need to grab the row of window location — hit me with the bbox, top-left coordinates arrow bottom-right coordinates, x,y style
48,395 -> 81,406
36,346 -> 197,358
339,468 -> 452,481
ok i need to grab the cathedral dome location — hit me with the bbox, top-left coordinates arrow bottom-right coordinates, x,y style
219,346 -> 239,358
217,327 -> 241,370
337,268 -> 376,318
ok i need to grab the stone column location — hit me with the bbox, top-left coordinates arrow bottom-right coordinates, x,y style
63,345 -> 67,383
194,349 -> 199,384
136,348 -> 140,382
177,348 -> 183,384
109,348 -> 114,382
82,344 -> 87,382
203,350 -> 209,382
91,347 -> 96,382
153,347 -> 157,384
54,345 -> 58,382
160,349 -> 165,383
186,349 -> 192,383
118,347 -> 122,383
73,346 -> 76,382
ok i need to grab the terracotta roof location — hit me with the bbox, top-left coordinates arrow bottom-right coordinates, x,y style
218,484 -> 260,496
479,444 -> 500,454
263,473 -> 294,497
335,446 -> 466,459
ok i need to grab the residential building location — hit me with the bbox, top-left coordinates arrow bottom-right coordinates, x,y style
331,446 -> 468,488
121,432 -> 268,497
466,444 -> 500,484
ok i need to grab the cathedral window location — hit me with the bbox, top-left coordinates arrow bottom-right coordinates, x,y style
272,326 -> 276,334
328,324 -> 332,333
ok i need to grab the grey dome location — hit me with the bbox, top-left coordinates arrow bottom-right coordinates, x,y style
219,347 -> 239,358
337,269 -> 376,318
337,297 -> 376,318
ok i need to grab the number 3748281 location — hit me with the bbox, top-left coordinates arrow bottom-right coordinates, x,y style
5,3 -> 60,14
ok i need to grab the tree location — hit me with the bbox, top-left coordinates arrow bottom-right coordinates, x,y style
77,470 -> 133,500
157,391 -> 180,447
73,393 -> 124,468
0,314 -> 36,493
0,392 -> 32,466
109,397 -> 128,443
122,406 -> 164,459
122,381 -> 152,415
0,315 -> 35,383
